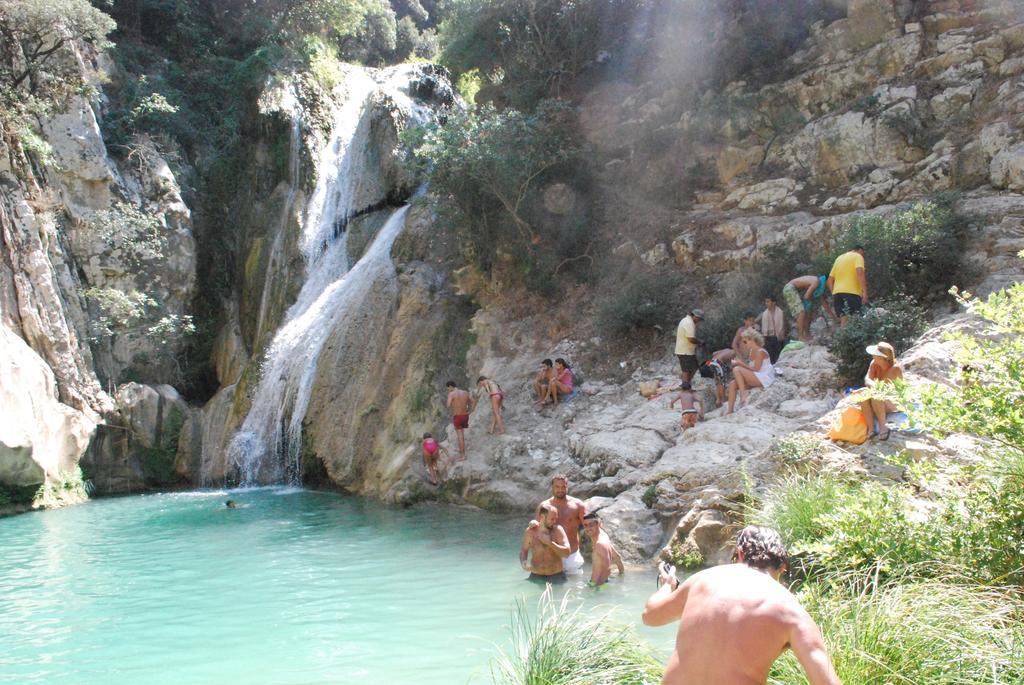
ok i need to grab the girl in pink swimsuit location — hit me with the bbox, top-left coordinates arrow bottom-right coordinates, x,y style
476,376 -> 506,435
420,432 -> 450,485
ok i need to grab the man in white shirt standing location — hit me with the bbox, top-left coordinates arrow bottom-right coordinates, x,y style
675,308 -> 704,383
758,295 -> 786,364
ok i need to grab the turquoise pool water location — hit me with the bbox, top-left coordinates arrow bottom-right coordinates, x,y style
0,489 -> 671,684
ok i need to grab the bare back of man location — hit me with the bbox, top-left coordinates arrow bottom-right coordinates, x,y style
644,527 -> 840,685
647,561 -> 839,683
448,387 -> 472,415
665,565 -> 805,684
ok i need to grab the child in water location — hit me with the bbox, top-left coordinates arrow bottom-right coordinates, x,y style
669,381 -> 704,430
420,432 -> 451,486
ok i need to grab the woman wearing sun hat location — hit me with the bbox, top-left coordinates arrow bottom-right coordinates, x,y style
859,341 -> 903,440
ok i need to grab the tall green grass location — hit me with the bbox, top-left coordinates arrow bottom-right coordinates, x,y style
490,589 -> 662,685
770,572 -> 1024,685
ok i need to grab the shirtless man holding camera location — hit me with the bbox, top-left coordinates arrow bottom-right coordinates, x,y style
643,526 -> 841,685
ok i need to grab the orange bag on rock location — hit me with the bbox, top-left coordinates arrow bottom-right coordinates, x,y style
827,406 -> 869,445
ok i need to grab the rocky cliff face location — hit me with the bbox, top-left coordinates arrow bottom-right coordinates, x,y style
0,37 -> 196,502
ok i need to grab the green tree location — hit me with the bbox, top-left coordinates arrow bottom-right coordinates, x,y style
834,195 -> 972,306
408,100 -> 584,280
440,0 -> 642,108
0,0 -> 115,92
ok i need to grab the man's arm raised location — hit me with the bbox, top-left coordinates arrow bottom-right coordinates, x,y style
789,606 -> 842,685
642,566 -> 690,626
541,525 -> 571,558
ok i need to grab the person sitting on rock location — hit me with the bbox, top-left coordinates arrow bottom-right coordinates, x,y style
539,358 -> 574,406
670,380 -> 704,430
783,275 -> 835,343
533,359 -> 555,402
859,341 -> 903,441
727,330 -> 776,414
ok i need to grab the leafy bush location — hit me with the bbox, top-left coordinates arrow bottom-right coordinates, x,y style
440,0 -> 644,109
829,297 -> 926,387
490,590 -> 662,685
747,473 -> 859,577
832,195 -> 972,306
768,433 -> 826,468
407,100 -> 592,291
597,269 -> 684,339
0,0 -> 114,92
33,468 -> 92,509
770,576 -> 1024,685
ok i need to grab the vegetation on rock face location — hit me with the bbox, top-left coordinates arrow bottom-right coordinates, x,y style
33,467 -> 92,509
440,0 -> 643,109
597,267 -> 685,339
833,194 -> 974,307
407,99 -> 594,293
829,297 -> 926,387
0,0 -> 115,166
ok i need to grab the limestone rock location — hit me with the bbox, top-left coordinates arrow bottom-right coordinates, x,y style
723,178 -> 803,213
951,141 -> 990,189
782,110 -> 923,186
847,0 -> 900,49
980,122 -> 1015,158
39,95 -> 116,219
586,491 -> 664,561
930,83 -> 977,119
716,146 -> 763,184
0,323 -> 98,488
991,143 -> 1024,190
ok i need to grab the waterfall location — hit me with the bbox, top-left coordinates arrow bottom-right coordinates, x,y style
254,88 -> 302,349
228,67 -> 426,486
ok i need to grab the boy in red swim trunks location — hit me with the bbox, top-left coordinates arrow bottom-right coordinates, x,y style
669,381 -> 705,430
420,432 -> 451,485
446,381 -> 475,461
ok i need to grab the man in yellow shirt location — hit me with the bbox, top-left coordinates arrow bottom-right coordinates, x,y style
826,246 -> 867,327
675,308 -> 705,383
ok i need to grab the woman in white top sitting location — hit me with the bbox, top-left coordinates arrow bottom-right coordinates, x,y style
726,329 -> 776,414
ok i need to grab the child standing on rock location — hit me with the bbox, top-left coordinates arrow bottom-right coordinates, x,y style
420,432 -> 451,485
670,381 -> 704,430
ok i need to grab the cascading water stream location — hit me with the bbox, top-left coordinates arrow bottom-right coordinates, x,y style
254,88 -> 302,349
228,67 -> 427,486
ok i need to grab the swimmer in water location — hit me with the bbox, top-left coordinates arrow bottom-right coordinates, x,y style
225,500 -> 237,509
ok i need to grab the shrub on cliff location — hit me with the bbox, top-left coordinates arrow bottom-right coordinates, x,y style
407,100 -> 594,291
440,0 -> 643,109
829,297 -> 926,387
833,195 -> 973,306
597,267 -> 685,339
